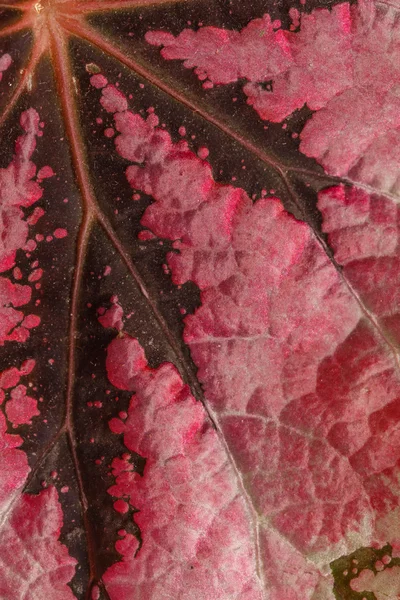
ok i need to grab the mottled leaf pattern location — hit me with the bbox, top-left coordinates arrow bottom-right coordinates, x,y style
0,1 -> 399,599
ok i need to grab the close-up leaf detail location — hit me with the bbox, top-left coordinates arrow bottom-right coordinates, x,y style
0,1 -> 399,599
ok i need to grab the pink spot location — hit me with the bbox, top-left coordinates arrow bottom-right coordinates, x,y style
101,85 -> 128,113
54,228 -> 67,239
37,166 -> 55,180
28,269 -> 43,282
0,53 -> 12,73
24,239 -> 36,252
90,74 -> 108,89
113,499 -> 129,514
91,586 -> 100,600
197,146 -> 209,159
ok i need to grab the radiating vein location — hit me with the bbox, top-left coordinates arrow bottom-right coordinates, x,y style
60,0 -> 188,15
0,13 -> 32,36
58,19 -> 293,174
48,19 -> 103,597
0,35 -> 44,128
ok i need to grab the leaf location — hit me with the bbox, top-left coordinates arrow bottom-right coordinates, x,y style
1,1 -> 399,599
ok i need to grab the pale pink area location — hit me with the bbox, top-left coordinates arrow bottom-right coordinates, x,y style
147,16 -> 292,87
0,360 -> 35,390
0,112 -> 73,597
5,384 -> 39,427
28,268 -> 43,282
101,328 -> 264,600
0,109 -> 45,273
27,206 -> 45,225
147,0 -> 400,194
89,73 -> 400,596
0,487 -> 77,599
0,109 -> 46,344
138,230 -> 156,241
318,185 -> 400,536
351,564 -> 400,599
146,4 -> 352,122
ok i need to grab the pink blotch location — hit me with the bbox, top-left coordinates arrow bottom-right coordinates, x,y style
97,301 -> 124,331
22,314 -> 40,329
5,384 -> 39,427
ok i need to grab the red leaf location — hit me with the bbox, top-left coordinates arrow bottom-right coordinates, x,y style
1,1 -> 400,599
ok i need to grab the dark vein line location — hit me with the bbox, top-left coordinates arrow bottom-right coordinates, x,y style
95,209 -> 206,401
55,17 -> 207,408
49,19 -> 103,596
47,15 -> 213,597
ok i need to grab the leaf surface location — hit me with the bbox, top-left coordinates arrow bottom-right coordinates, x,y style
0,1 -> 399,599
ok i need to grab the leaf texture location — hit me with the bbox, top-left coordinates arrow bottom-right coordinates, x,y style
1,1 -> 400,599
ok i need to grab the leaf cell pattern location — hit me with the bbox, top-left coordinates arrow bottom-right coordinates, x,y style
1,1 -> 400,600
